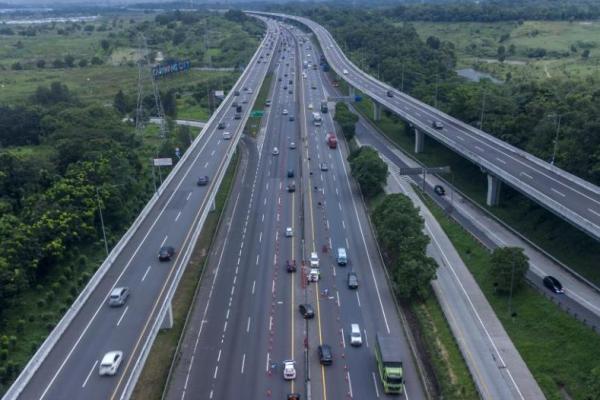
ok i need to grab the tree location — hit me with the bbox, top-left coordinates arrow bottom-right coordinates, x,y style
497,45 -> 506,62
582,49 -> 591,59
11,62 -> 23,70
113,90 -> 128,116
489,247 -> 529,294
347,146 -> 388,198
64,54 -> 75,68
100,39 -> 110,51
36,59 -> 46,68
91,56 -> 103,65
78,59 -> 88,68
372,194 -> 438,301
426,36 -> 441,49
584,365 -> 600,400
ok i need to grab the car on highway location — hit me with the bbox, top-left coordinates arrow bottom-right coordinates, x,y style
309,268 -> 320,282
197,176 -> 209,186
432,120 -> 444,129
288,89 -> 293,94
387,90 -> 394,97
287,182 -> 296,192
108,287 -> 129,307
350,323 -> 363,346
217,122 -> 225,130
265,99 -> 272,106
233,90 -> 240,96
287,169 -> 294,178
310,252 -> 319,268
99,351 -> 123,376
272,147 -> 279,155
285,227 -> 293,237
320,162 -> 328,171
347,272 -> 359,289
289,141 -> 296,149
308,102 -> 313,109
247,88 -> 253,94
299,304 -> 315,319
343,69 -> 349,75
318,344 -> 333,365
223,131 -> 232,140
283,360 -> 296,380
434,185 -> 445,196
289,115 -> 295,121
278,77 -> 282,82
242,97 -> 249,104
311,84 -> 317,90
158,246 -> 175,261
543,275 -> 564,294
287,394 -> 301,400
286,259 -> 297,273
282,108 -> 289,115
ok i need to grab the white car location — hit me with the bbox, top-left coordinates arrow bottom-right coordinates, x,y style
223,131 -> 232,140
272,147 -> 279,155
320,162 -> 328,171
309,268 -> 320,282
285,227 -> 293,237
343,69 -> 349,75
283,360 -> 296,380
310,252 -> 319,268
350,323 -> 363,346
282,109 -> 289,115
99,351 -> 123,376
308,103 -> 313,110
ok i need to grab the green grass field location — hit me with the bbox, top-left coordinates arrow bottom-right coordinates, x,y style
422,193 -> 600,400
412,20 -> 600,80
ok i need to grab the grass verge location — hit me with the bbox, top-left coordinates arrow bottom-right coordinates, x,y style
131,149 -> 240,400
410,297 -> 479,399
351,95 -> 600,286
245,71 -> 273,138
420,192 -> 600,400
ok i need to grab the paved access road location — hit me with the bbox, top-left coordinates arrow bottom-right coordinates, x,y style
252,12 -> 600,242
5,19 -> 280,400
165,23 -> 426,400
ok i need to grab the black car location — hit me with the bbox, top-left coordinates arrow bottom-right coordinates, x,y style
197,176 -> 209,186
289,115 -> 295,121
543,276 -> 564,294
434,185 -> 446,196
158,246 -> 175,261
217,122 -> 225,130
347,272 -> 359,289
287,182 -> 296,192
387,90 -> 394,98
299,303 -> 315,319
432,121 -> 444,129
318,344 -> 333,365
283,85 -> 288,90
233,90 -> 240,96
287,169 -> 294,178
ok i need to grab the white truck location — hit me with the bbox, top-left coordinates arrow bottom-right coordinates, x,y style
312,112 -> 322,127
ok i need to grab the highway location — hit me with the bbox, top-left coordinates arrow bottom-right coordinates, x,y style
4,19 -> 280,400
252,12 -> 600,242
165,24 -> 426,400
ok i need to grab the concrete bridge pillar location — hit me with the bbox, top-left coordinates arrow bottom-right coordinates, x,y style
414,128 -> 424,153
160,301 -> 173,330
486,174 -> 502,206
373,102 -> 382,121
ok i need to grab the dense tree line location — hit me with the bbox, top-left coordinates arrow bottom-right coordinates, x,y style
347,146 -> 388,198
334,102 -> 358,140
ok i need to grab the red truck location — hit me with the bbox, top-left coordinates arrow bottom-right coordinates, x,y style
326,132 -> 337,149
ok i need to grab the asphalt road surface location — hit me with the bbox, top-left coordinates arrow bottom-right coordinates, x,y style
165,25 -> 426,400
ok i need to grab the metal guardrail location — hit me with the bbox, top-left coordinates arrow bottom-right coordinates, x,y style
255,12 -> 600,241
2,23 -> 275,400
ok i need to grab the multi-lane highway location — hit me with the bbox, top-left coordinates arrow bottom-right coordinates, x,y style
165,24 -> 427,399
4,18 -> 280,400
253,12 -> 600,242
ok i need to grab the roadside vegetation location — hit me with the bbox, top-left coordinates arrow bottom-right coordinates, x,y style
0,9 -> 263,394
421,193 -> 600,400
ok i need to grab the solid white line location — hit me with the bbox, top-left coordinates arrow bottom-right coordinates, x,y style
213,365 -> 219,379
336,290 -> 340,307
141,265 -> 151,282
160,235 -> 168,247
175,211 -> 182,222
272,280 -> 275,294
116,306 -> 129,327
589,208 -> 600,218
341,328 -> 346,348
265,352 -> 270,372
246,317 -> 251,333
551,188 -> 566,197
81,360 -> 97,388
356,291 -> 361,307
347,372 -> 353,397
241,354 -> 246,374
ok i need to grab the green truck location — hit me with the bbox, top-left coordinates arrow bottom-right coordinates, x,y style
375,333 -> 404,394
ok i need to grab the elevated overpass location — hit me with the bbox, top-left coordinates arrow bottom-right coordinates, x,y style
250,11 -> 600,242
3,18 -> 280,400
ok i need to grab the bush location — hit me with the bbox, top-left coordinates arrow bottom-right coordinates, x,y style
16,319 -> 25,333
0,349 -> 7,361
37,298 -> 46,308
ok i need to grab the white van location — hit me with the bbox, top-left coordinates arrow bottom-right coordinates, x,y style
336,248 -> 347,266
310,252 -> 319,268
350,324 -> 362,346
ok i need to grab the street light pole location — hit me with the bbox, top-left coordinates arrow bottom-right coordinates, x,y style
95,187 -> 109,256
550,114 -> 561,166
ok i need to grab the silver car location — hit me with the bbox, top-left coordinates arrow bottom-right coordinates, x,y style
108,287 -> 129,307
